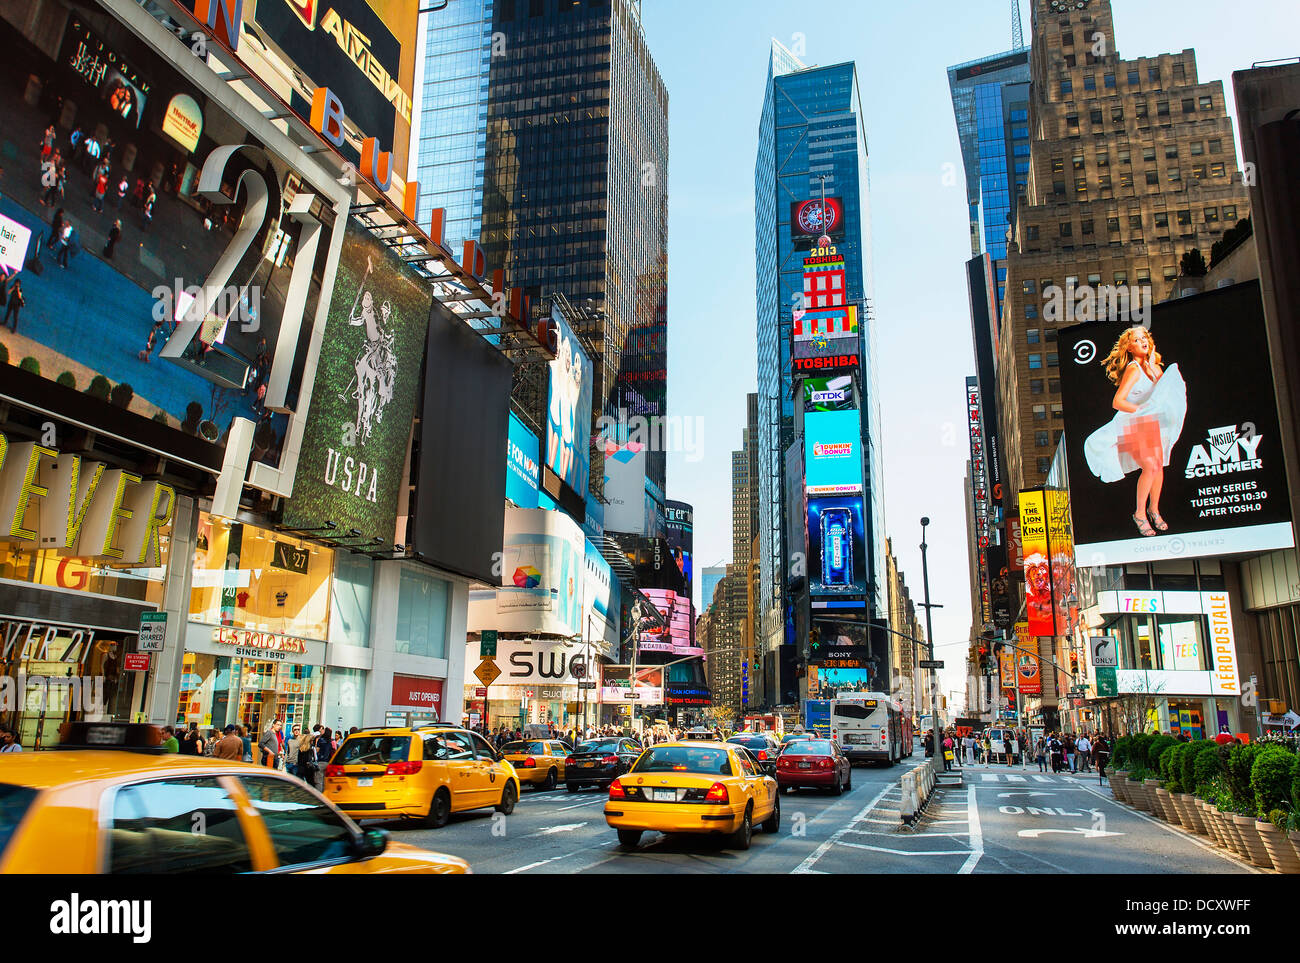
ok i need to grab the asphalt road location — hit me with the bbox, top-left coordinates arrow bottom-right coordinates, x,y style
353,746 -> 1259,875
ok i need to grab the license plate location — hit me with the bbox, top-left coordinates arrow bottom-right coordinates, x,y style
581,761 -> 594,767
358,777 -> 374,787
798,761 -> 812,769
845,734 -> 866,744
652,789 -> 676,801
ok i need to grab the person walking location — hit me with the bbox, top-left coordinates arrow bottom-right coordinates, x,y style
1064,733 -> 1077,773
259,720 -> 283,768
4,279 -> 24,333
284,725 -> 301,776
55,219 -> 73,269
213,724 -> 243,760
0,726 -> 24,752
1076,732 -> 1092,773
115,175 -> 129,209
142,188 -> 155,231
161,726 -> 180,753
239,725 -> 252,762
1048,732 -> 1063,774
93,170 -> 108,212
48,207 -> 65,246
1094,734 -> 1110,781
1035,735 -> 1048,772
103,219 -> 122,260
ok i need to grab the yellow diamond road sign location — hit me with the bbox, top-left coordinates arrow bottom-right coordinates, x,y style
474,659 -> 501,687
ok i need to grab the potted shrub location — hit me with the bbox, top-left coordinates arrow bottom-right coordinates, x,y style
1109,736 -> 1132,800
1252,747 -> 1298,873
1165,743 -> 1199,832
1185,742 -> 1218,836
1227,744 -> 1271,868
181,401 -> 203,436
18,356 -> 40,375
1149,735 -> 1177,822
0,341 -> 8,364
1291,768 -> 1300,865
56,371 -> 76,389
85,375 -> 112,401
109,382 -> 134,409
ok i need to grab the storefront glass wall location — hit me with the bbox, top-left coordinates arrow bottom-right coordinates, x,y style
395,568 -> 449,659
324,667 -> 367,734
330,552 -> 374,648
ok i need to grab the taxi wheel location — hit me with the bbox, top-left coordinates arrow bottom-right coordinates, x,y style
541,768 -> 557,791
762,795 -> 781,834
496,782 -> 518,815
832,774 -> 844,796
425,789 -> 451,829
845,770 -> 852,791
617,829 -> 643,849
728,806 -> 753,851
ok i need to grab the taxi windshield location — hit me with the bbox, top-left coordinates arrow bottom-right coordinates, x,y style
336,736 -> 411,765
0,784 -> 39,855
632,747 -> 733,776
503,742 -> 547,754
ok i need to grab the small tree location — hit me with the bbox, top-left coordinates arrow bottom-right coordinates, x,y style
0,341 -> 8,365
1179,247 -> 1207,277
85,375 -> 112,401
56,371 -> 76,389
1251,746 -> 1298,820
18,356 -> 40,376
109,382 -> 134,408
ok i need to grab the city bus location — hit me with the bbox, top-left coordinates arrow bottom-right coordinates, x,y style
829,692 -> 906,765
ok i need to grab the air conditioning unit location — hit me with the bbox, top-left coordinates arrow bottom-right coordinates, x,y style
1216,278 -> 1235,288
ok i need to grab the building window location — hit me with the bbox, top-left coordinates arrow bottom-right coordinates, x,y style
1137,267 -> 1152,282
1145,170 -> 1159,185
1166,145 -> 1179,160
1148,67 -> 1160,83
1051,403 -> 1064,418
1118,149 -> 1131,164
1128,214 -> 1143,231
1190,141 -> 1204,156
1127,69 -> 1139,85
1037,457 -> 1052,475
1154,211 -> 1169,229
1028,353 -> 1043,369
395,569 -> 450,660
1040,278 -> 1054,292
1053,180 -> 1067,195
1098,173 -> 1112,189
1059,221 -> 1072,237
1164,266 -> 1178,281
1223,205 -> 1238,220
1096,152 -> 1109,168
1157,100 -> 1170,117
1051,157 -> 1065,174
1048,353 -> 1060,368
1210,162 -> 1227,177
1177,209 -> 1192,226
1045,328 -> 1059,343
1026,224 -> 1040,240
1182,98 -> 1196,114
1120,171 -> 1134,188
1062,30 -> 1074,46
1173,62 -> 1186,81
1033,405 -> 1048,422
1192,164 -> 1207,179
1199,95 -> 1213,110
1049,378 -> 1061,393
1135,102 -> 1149,121
1081,218 -> 1095,235
1204,207 -> 1219,223
1084,74 -> 1096,91
1087,273 -> 1102,284
1208,138 -> 1223,153
1011,109 -> 1028,122
1066,114 -> 1079,131
1061,80 -> 1073,96
1112,106 -> 1124,123
1142,146 -> 1156,162
1090,108 -> 1104,124
1105,73 -> 1116,88
1106,216 -> 1120,233
1114,270 -> 1129,285
1022,279 -> 1037,295
1036,430 -> 1051,447
1073,154 -> 1085,170
1025,304 -> 1039,319
1030,379 -> 1045,394
1027,328 -> 1041,344
1075,178 -> 1088,194
1168,168 -> 1181,183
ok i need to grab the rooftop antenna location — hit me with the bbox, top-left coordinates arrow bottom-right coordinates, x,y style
1011,0 -> 1025,50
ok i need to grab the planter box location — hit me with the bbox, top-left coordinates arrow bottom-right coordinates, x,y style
1233,815 -> 1273,870
1204,803 -> 1227,847
1290,831 -> 1300,868
1154,787 -> 1178,823
1193,799 -> 1214,838
1217,807 -> 1242,854
1141,778 -> 1162,812
1258,821 -> 1299,874
1172,793 -> 1201,833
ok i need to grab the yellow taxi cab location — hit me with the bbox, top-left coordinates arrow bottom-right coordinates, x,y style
324,725 -> 520,828
500,739 -> 570,790
603,740 -> 780,851
0,723 -> 469,874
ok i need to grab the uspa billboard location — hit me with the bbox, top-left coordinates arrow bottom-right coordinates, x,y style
545,306 -> 593,502
805,410 -> 864,495
807,494 -> 868,599
282,217 -> 431,542
1059,281 -> 1293,566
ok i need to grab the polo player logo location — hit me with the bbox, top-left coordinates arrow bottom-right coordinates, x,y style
345,255 -> 397,445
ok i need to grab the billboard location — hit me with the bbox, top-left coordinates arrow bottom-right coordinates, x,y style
1058,282 -> 1293,566
803,375 -> 856,413
282,218 -> 430,542
409,298 -> 512,584
640,588 -> 694,654
583,539 -> 620,654
600,665 -> 664,705
603,441 -> 648,534
793,307 -> 860,363
805,410 -> 864,495
488,639 -> 584,686
807,494 -> 868,598
1018,490 -> 1074,637
506,412 -> 541,509
790,197 -> 846,239
665,500 -> 694,597
546,306 -> 593,502
466,507 -> 585,638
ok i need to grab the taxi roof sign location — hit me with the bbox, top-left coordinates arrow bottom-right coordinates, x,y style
58,722 -> 166,752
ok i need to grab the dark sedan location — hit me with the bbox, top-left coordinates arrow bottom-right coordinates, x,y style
725,734 -> 781,776
565,738 -> 644,791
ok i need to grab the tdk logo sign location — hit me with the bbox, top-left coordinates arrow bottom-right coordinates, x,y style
811,390 -> 847,404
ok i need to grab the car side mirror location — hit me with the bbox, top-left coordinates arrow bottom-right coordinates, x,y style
356,828 -> 389,859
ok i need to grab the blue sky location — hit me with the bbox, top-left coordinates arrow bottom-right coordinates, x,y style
641,0 -> 1293,701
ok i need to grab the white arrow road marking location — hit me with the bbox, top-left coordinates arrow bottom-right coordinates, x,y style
523,822 -> 587,838
997,791 -> 1055,798
1017,827 -> 1125,839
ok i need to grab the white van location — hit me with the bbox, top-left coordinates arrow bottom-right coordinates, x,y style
985,727 -> 1020,760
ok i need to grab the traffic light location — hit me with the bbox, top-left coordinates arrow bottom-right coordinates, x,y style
1070,653 -> 1079,675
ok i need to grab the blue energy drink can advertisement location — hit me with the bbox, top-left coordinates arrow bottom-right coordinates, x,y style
822,507 -> 853,587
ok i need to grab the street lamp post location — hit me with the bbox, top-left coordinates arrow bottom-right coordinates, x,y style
919,518 -> 944,765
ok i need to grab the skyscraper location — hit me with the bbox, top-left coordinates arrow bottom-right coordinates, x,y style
755,42 -> 883,702
413,0 -> 669,501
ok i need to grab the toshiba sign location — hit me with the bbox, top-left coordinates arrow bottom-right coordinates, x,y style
391,674 -> 444,710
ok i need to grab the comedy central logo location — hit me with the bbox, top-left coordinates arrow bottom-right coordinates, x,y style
284,0 -> 317,29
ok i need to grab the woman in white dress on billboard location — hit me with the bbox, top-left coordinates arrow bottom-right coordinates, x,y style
1083,326 -> 1187,536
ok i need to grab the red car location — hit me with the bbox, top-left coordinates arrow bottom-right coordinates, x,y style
776,739 -> 852,794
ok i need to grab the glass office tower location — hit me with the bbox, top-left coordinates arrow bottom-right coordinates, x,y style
413,0 -> 669,498
755,43 -> 884,700
947,50 -> 1032,309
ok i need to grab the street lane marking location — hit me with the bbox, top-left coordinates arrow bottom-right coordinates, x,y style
849,829 -> 970,838
1018,827 -> 1124,839
958,786 -> 983,875
998,791 -> 1054,798
836,841 -> 970,856
791,782 -> 895,874
523,822 -> 587,838
505,854 -> 574,874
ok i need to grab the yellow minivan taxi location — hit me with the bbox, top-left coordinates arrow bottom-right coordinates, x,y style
500,740 -> 570,790
604,741 -> 780,851
324,726 -> 520,827
0,723 -> 469,874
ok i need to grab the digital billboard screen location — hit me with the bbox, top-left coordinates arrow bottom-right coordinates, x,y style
790,197 -> 845,239
793,306 -> 859,363
803,376 -> 856,413
807,494 -> 868,599
665,500 -> 694,598
506,412 -> 541,509
805,410 -> 864,495
546,306 -> 593,502
1058,281 -> 1293,566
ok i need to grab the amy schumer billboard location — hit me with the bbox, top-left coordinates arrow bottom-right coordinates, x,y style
1058,281 -> 1292,567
